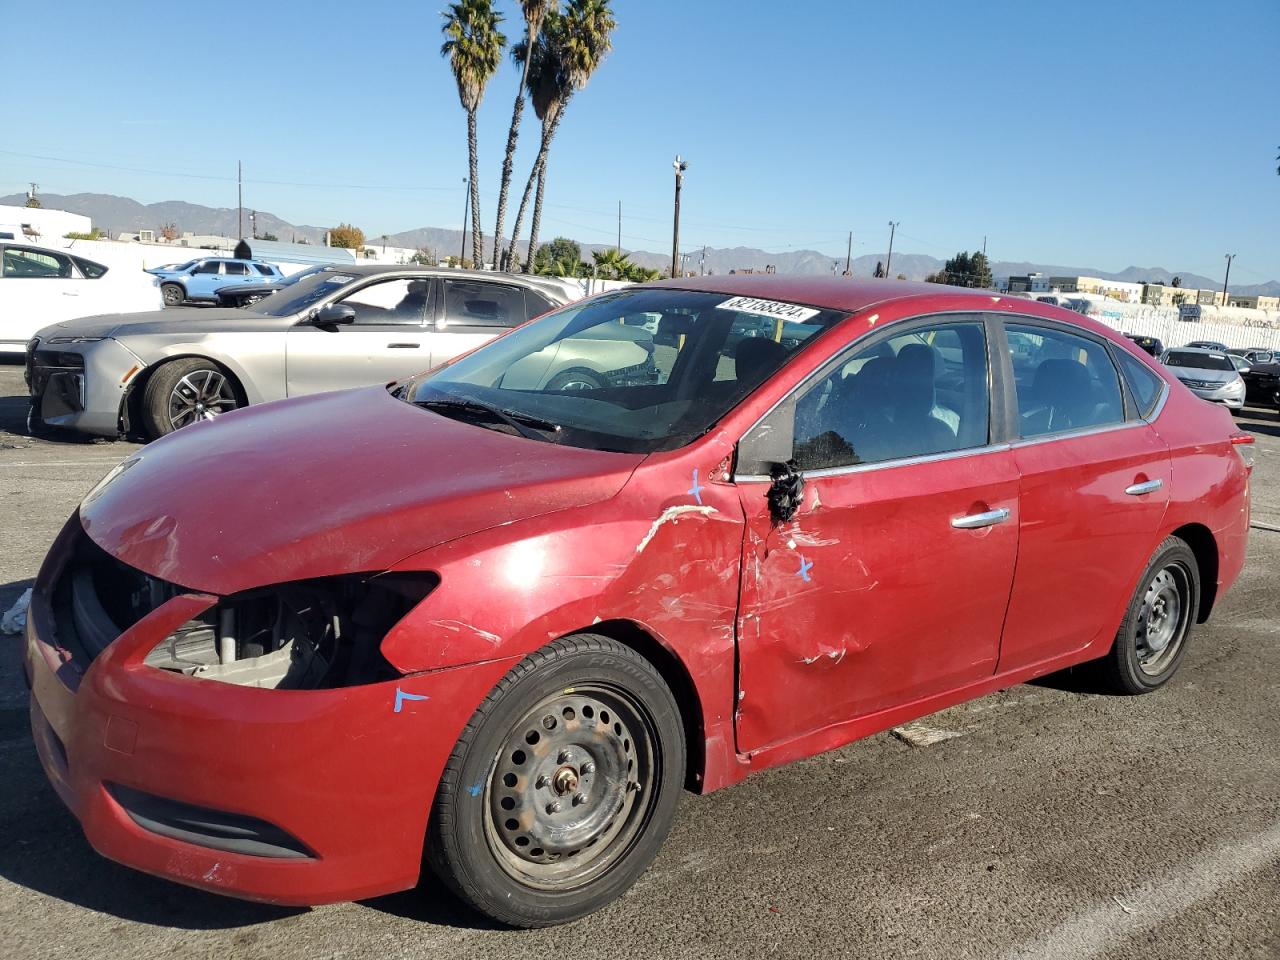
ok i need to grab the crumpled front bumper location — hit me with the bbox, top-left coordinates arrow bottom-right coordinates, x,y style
23,517 -> 512,905
26,338 -> 144,438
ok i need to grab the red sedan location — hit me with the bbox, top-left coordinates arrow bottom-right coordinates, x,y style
24,277 -> 1253,926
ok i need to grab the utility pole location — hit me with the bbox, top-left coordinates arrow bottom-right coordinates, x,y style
1222,253 -> 1235,305
671,155 -> 688,278
845,231 -> 853,274
237,161 -> 243,240
982,235 -> 987,258
617,200 -> 622,252
459,177 -> 470,265
701,244 -> 707,276
885,221 -> 899,277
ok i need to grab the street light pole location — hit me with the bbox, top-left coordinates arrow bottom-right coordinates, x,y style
459,177 -> 470,265
671,155 -> 688,278
237,161 -> 243,240
845,230 -> 852,274
885,221 -> 899,277
1222,253 -> 1235,305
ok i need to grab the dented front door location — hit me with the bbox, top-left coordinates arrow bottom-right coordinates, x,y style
733,450 -> 1020,755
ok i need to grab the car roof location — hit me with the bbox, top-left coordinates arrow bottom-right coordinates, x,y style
315,264 -> 576,299
1167,346 -> 1226,354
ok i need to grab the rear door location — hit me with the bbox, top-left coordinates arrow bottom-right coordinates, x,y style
426,278 -> 539,366
996,319 -> 1172,672
733,315 -> 1020,753
285,276 -> 435,395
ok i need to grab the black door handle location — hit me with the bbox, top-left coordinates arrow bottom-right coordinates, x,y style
388,343 -> 421,349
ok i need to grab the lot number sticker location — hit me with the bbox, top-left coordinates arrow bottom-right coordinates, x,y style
716,296 -> 819,323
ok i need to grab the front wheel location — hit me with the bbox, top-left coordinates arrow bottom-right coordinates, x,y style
161,282 -> 185,306
428,635 -> 685,927
546,368 -> 608,392
1100,536 -> 1199,694
141,358 -> 243,438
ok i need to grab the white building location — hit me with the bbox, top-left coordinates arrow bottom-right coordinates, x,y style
0,204 -> 93,243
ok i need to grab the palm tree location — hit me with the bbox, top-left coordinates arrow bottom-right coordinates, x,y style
591,246 -> 630,279
492,1 -> 553,271
441,0 -> 506,268
505,0 -> 616,272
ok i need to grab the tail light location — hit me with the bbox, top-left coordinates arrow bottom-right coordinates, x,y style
1229,432 -> 1256,473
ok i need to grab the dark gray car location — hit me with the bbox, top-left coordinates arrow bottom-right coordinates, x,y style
27,266 -> 582,439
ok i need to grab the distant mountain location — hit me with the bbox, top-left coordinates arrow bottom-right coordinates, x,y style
6,191 -> 1276,294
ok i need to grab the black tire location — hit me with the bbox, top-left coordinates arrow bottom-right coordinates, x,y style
428,634 -> 685,928
1099,536 -> 1199,694
546,368 -> 608,392
141,358 -> 243,438
161,283 -> 185,307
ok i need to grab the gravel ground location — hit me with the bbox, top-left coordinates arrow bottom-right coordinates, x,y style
0,360 -> 1276,960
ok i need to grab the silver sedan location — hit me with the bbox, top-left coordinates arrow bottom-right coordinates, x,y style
1160,346 -> 1247,410
26,266 -> 588,439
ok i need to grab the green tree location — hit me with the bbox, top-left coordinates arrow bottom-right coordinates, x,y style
442,0 -> 506,268
508,0 -> 617,272
410,247 -> 438,266
259,232 -> 279,242
533,236 -> 581,275
64,228 -> 103,240
493,0 -> 552,270
925,251 -> 993,288
328,223 -> 366,249
591,246 -> 631,279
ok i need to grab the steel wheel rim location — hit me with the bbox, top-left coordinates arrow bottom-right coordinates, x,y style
555,378 -> 599,392
481,684 -> 659,890
1136,562 -> 1191,676
163,286 -> 182,305
168,369 -> 237,429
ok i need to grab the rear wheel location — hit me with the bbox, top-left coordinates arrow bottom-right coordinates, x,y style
546,368 -> 607,392
142,358 -> 243,438
161,283 -> 185,306
428,634 -> 684,927
1100,536 -> 1199,694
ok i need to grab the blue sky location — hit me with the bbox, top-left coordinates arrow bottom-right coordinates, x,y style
3,0 -> 1277,282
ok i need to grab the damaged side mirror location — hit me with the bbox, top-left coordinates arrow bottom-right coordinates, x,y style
767,460 -> 805,524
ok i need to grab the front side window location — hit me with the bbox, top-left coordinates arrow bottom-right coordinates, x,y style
193,260 -> 222,275
791,320 -> 990,470
443,280 -> 528,328
1007,322 -> 1124,437
401,288 -> 844,453
2,246 -> 73,278
339,278 -> 432,325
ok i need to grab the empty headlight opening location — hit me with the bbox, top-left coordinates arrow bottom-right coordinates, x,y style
145,573 -> 438,690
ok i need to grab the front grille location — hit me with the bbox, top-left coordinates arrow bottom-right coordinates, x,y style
106,783 -> 315,859
1178,378 -> 1220,390
51,530 -> 182,667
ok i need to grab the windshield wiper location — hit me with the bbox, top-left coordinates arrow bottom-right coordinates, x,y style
415,398 -> 561,442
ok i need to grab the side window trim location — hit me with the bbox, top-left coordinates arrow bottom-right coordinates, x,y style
735,312 -> 1000,480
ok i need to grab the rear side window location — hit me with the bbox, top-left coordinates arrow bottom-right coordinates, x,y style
72,256 -> 108,279
224,262 -> 249,276
1115,349 -> 1164,419
253,263 -> 275,276
1007,322 -> 1124,438
443,279 -> 527,328
791,319 -> 990,470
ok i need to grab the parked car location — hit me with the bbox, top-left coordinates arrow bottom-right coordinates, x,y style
147,257 -> 284,306
1124,333 -> 1164,357
0,243 -> 162,355
27,266 -> 575,439
1227,345 -> 1276,365
1183,340 -> 1229,352
24,277 -> 1252,926
213,264 -> 330,308
1240,355 -> 1280,408
1160,347 -> 1246,410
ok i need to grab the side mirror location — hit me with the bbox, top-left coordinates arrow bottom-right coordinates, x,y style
766,460 -> 805,524
311,303 -> 356,327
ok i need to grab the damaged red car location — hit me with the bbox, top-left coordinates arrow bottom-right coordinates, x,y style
25,277 -> 1252,926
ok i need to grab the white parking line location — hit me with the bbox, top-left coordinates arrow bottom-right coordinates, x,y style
0,460 -> 124,468
1000,821 -> 1280,960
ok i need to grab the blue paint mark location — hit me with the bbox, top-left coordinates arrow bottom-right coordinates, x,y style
393,688 -> 429,714
688,467 -> 705,505
796,555 -> 813,583
468,782 -> 483,797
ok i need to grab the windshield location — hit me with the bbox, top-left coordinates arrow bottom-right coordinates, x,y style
1165,350 -> 1233,371
398,288 -> 846,453
250,268 -> 360,317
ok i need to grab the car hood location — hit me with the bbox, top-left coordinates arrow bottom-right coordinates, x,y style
79,386 -> 642,595
35,308 -> 289,341
1169,367 -> 1237,384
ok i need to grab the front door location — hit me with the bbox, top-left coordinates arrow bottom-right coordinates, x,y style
996,319 -> 1172,671
185,259 -> 224,299
285,277 -> 435,396
733,316 -> 1020,754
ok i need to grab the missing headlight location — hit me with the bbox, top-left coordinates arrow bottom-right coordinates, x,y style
144,573 -> 438,689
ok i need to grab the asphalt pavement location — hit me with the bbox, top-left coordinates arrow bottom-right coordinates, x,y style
0,360 -> 1276,960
